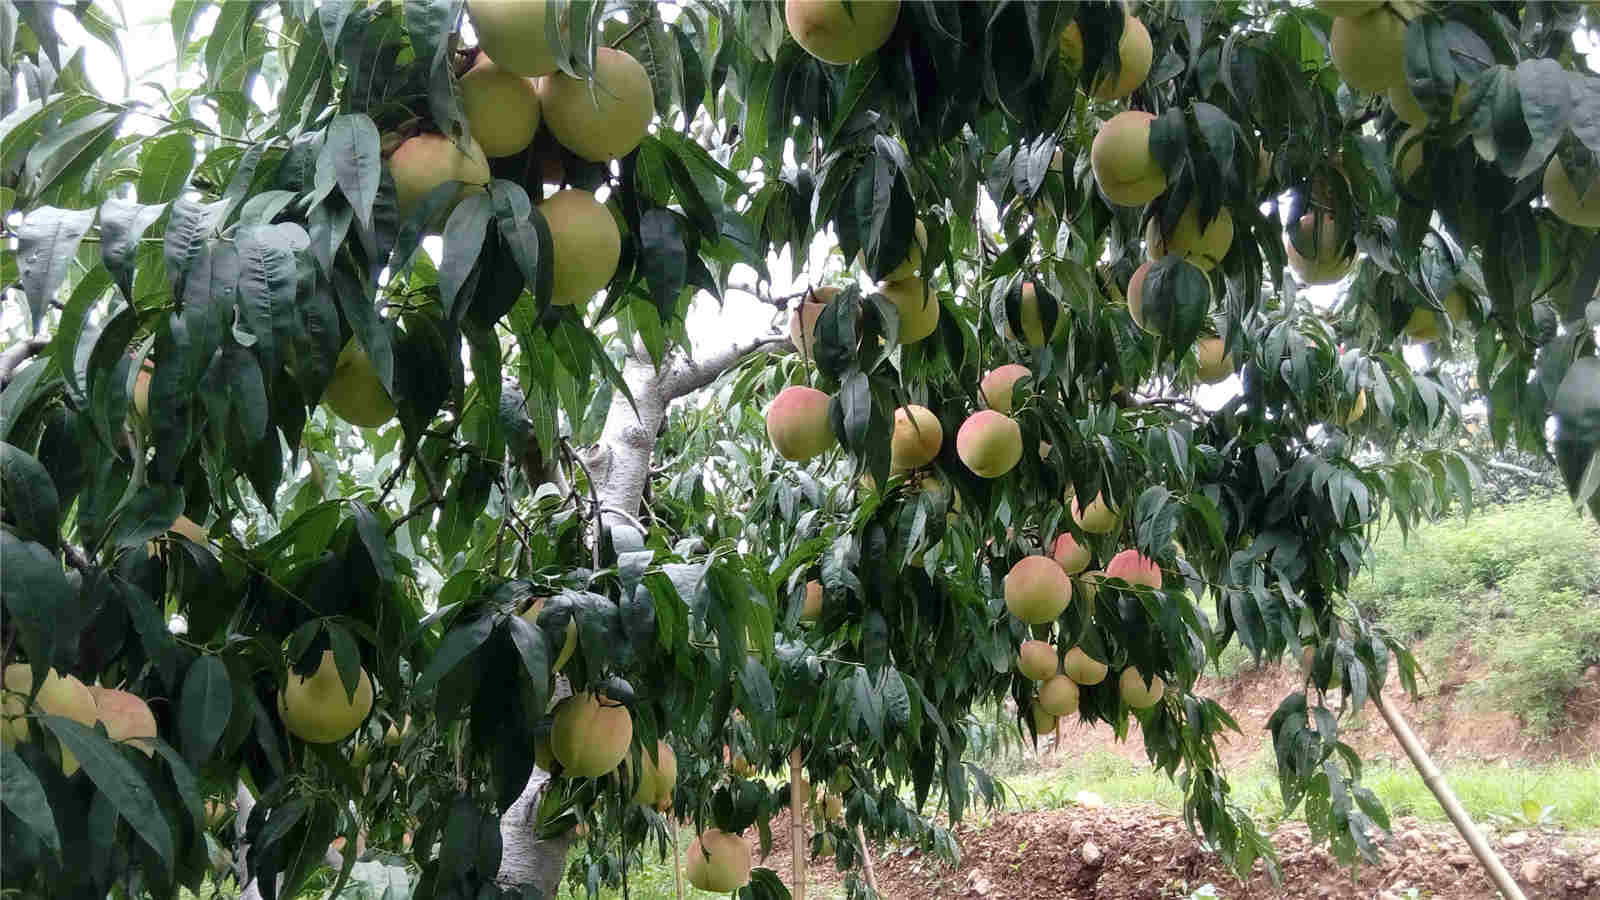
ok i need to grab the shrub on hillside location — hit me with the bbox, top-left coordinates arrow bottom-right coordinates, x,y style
1350,497 -> 1599,736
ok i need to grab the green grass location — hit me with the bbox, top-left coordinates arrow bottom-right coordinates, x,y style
1347,496 -> 1600,736
1001,748 -> 1600,831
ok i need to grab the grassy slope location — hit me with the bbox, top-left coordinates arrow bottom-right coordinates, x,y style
1346,495 -> 1600,736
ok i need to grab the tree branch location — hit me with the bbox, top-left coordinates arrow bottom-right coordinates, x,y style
661,333 -> 793,400
1482,458 -> 1553,484
0,338 -> 48,387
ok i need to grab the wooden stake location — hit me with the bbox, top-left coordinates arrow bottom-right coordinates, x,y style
854,822 -> 879,894
1373,691 -> 1526,900
671,819 -> 684,900
790,748 -> 807,900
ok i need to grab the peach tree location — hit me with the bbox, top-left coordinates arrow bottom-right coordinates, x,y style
1,1 -> 1597,898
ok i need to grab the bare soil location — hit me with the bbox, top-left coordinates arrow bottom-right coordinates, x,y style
752,807 -> 1600,899
740,662 -> 1600,899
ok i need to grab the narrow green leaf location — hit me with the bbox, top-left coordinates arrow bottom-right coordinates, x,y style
42,716 -> 174,868
317,113 -> 381,228
179,656 -> 232,762
348,501 -> 395,583
0,442 -> 61,547
413,616 -> 495,694
110,484 -> 185,549
325,624 -> 364,702
136,132 -> 196,204
0,749 -> 61,853
97,199 -> 166,301
438,192 -> 491,320
16,205 -> 97,331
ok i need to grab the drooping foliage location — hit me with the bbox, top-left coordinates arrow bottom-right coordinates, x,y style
1,1 -> 1598,899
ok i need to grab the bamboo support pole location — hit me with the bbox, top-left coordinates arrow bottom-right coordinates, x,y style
671,820 -> 684,900
790,748 -> 807,900
1373,691 -> 1526,900
855,822 -> 880,894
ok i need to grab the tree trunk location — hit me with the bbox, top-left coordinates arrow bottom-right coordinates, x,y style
496,766 -> 578,892
496,332 -> 791,897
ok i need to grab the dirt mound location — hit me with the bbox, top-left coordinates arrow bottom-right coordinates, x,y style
1044,657 -> 1599,770
755,808 -> 1600,899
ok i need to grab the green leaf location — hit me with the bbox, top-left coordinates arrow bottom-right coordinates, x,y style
504,614 -> 550,718
42,715 -> 174,869
638,208 -> 688,318
318,113 -> 382,228
834,372 -> 871,451
738,656 -> 777,737
1482,208 -> 1540,317
438,192 -> 491,320
0,749 -> 61,854
110,484 -> 185,549
16,205 -> 97,331
1,532 -> 74,667
22,109 -> 121,200
1133,485 -> 1177,559
850,667 -> 884,744
414,616 -> 495,695
1139,256 -> 1210,355
326,623 -> 364,702
0,442 -> 61,548
97,199 -> 166,301
1515,59 -> 1571,170
178,656 -> 232,763
136,132 -> 196,204
349,501 -> 396,583
331,265 -> 394,394
488,180 -> 553,306
161,198 -> 226,299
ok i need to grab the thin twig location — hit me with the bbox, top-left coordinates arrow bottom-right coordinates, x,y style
376,443 -> 415,507
726,284 -> 814,310
608,17 -> 649,49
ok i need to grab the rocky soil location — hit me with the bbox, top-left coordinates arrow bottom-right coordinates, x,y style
753,806 -> 1600,899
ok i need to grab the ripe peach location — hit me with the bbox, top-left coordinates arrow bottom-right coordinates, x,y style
1062,647 -> 1108,685
1120,667 -> 1166,708
956,411 -> 1023,478
1105,548 -> 1162,589
980,364 -> 1032,415
1017,640 -> 1059,681
1071,493 -> 1119,534
1051,533 -> 1091,575
1091,111 -> 1167,206
1005,555 -> 1074,625
879,277 -> 940,344
551,692 -> 633,777
765,386 -> 837,462
686,828 -> 752,892
1038,674 -> 1081,716
537,188 -> 622,306
537,47 -> 654,162
784,0 -> 901,65
890,404 -> 943,471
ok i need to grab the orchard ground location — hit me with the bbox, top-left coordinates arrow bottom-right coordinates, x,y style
587,665 -> 1600,900
586,496 -> 1600,899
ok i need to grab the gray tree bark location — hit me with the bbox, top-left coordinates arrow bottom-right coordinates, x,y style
496,331 -> 791,897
